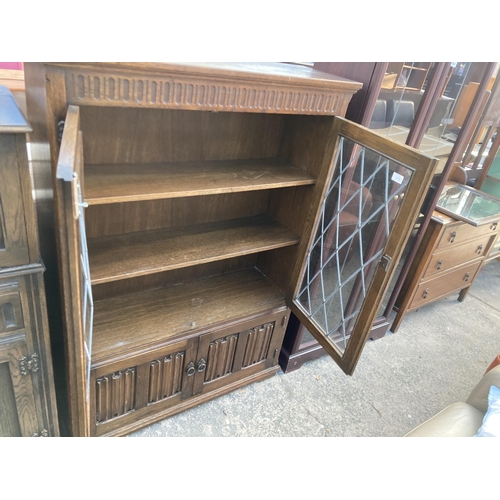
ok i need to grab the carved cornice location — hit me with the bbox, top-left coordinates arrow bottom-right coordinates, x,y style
61,66 -> 357,116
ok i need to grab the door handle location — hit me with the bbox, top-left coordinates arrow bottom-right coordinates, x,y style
186,361 -> 195,376
197,358 -> 206,373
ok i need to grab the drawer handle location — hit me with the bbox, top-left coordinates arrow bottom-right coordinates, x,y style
423,288 -> 429,299
464,272 -> 471,282
450,231 -> 457,243
437,259 -> 443,270
477,244 -> 483,254
186,361 -> 195,376
493,222 -> 498,231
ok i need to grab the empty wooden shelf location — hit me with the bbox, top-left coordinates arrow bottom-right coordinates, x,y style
91,268 -> 286,364
88,215 -> 299,284
84,158 -> 316,205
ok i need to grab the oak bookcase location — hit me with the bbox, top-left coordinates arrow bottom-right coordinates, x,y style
24,63 -> 365,436
25,63 -> 438,437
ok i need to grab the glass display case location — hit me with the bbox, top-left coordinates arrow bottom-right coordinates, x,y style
436,182 -> 500,226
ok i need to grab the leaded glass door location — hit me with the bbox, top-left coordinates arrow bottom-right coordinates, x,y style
287,118 -> 437,375
55,105 -> 94,436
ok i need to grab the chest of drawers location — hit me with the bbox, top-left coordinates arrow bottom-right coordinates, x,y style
392,210 -> 499,332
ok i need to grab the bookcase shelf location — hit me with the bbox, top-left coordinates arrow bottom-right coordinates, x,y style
88,215 -> 300,285
84,158 -> 316,205
91,268 -> 286,364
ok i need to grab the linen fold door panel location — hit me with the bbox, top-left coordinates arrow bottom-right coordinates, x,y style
288,118 -> 437,375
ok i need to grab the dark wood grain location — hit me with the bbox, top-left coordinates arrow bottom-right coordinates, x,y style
91,255 -> 257,301
84,191 -> 271,239
0,362 -> 22,436
80,107 -> 284,165
0,337 -> 39,436
0,135 -> 29,266
84,158 -> 316,205
88,215 -> 299,284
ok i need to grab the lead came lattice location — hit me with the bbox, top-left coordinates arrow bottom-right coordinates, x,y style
296,136 -> 413,354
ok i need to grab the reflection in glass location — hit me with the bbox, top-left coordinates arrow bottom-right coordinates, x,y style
370,62 -> 433,141
295,136 -> 414,355
436,183 -> 500,225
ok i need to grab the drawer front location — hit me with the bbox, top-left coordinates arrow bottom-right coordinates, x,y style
424,235 -> 491,278
437,220 -> 499,250
0,278 -> 24,335
410,261 -> 481,310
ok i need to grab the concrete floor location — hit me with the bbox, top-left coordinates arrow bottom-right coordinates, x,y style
129,259 -> 500,437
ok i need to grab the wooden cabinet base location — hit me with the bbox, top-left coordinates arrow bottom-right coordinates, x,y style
0,267 -> 59,437
90,309 -> 288,436
97,366 -> 280,437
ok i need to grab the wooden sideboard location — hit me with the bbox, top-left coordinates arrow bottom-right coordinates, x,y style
392,208 -> 500,332
0,86 -> 59,437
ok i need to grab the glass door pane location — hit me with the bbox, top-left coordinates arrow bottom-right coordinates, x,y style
289,117 -> 437,374
295,136 -> 413,355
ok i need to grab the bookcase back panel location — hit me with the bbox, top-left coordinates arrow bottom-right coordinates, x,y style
279,115 -> 338,178
85,191 -> 271,238
91,255 -> 258,301
79,107 -> 285,165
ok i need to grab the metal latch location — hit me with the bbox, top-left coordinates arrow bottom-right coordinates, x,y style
57,120 -> 65,145
31,429 -> 49,437
380,254 -> 392,272
19,353 -> 39,375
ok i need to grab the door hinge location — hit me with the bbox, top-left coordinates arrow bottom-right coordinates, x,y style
19,353 -> 39,375
380,254 -> 392,272
31,429 -> 49,437
57,120 -> 65,145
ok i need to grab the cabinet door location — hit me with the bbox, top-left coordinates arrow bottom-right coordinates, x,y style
192,310 -> 288,397
91,337 -> 197,436
287,117 -> 438,375
0,335 -> 39,437
54,105 -> 94,436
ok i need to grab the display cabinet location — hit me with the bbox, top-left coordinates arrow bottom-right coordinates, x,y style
25,63 -> 437,436
0,86 -> 59,437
